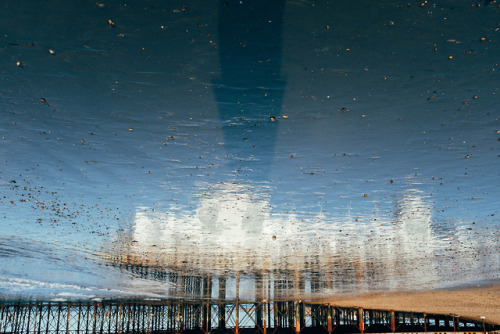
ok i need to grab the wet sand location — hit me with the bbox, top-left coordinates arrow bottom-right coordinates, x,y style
318,285 -> 500,325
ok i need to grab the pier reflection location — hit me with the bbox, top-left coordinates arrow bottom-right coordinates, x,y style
102,185 -> 458,301
90,0 -> 500,303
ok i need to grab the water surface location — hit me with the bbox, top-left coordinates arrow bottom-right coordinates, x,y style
1,0 -> 499,301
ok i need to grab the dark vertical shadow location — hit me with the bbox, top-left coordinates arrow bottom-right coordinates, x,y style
213,0 -> 286,180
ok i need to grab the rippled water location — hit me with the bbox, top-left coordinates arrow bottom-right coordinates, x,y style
1,0 -> 500,301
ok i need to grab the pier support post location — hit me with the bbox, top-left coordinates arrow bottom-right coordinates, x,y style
358,307 -> 364,334
92,303 -> 97,334
327,305 -> 333,334
0,305 -> 4,333
235,272 -> 240,334
219,277 -> 226,330
390,310 -> 396,333
202,275 -> 212,333
66,304 -> 70,334
263,300 -> 267,334
295,301 -> 301,333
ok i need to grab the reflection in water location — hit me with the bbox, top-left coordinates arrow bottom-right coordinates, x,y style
103,185 -> 454,300
213,0 -> 286,179
393,189 -> 435,261
2,0 -> 500,303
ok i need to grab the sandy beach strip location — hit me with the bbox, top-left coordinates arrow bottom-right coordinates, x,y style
314,285 -> 500,325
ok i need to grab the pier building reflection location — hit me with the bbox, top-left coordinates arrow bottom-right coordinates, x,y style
102,186 -> 453,301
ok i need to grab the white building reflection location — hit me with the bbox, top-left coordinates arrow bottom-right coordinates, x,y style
100,182 -> 455,300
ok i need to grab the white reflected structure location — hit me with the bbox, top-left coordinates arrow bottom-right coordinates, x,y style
102,182 -> 450,300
